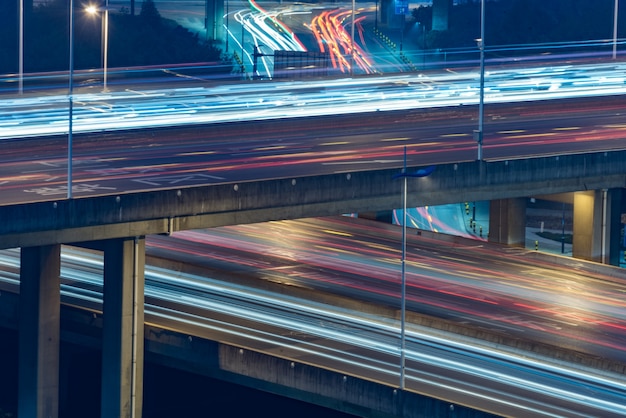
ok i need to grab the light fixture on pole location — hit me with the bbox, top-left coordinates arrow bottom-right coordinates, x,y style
393,146 -> 435,390
68,0 -> 75,199
86,1 -> 110,91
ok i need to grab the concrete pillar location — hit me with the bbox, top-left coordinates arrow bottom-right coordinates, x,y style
19,244 -> 61,418
101,237 -> 145,418
432,0 -> 453,31
488,198 -> 526,246
573,191 -> 601,262
573,189 -> 623,264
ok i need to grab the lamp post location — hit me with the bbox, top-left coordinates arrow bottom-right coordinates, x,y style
103,1 -> 109,91
19,0 -> 24,94
393,147 -> 435,390
613,0 -> 619,59
86,1 -> 110,91
68,0 -> 75,199
474,0 -> 486,161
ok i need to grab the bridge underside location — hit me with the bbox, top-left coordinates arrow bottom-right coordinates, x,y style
489,189 -> 625,264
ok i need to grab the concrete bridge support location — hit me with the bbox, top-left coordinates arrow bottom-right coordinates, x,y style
17,237 -> 146,418
573,189 -> 623,265
101,237 -> 145,418
18,244 -> 61,418
488,198 -> 526,247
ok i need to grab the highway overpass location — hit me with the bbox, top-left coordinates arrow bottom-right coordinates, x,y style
2,147 -> 624,258
3,56 -> 626,418
3,142 -> 626,417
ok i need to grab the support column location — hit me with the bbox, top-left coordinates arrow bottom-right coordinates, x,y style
488,198 -> 526,246
19,244 -> 61,418
101,237 -> 145,418
573,191 -> 602,262
573,189 -> 623,264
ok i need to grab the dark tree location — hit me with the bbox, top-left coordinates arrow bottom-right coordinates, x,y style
412,6 -> 432,31
0,2 -> 18,72
0,0 -> 231,75
140,0 -> 161,23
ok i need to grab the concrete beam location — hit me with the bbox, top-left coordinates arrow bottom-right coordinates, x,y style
101,237 -> 145,418
18,245 -> 61,418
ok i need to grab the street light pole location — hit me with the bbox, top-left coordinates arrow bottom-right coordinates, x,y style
393,147 -> 435,390
400,151 -> 407,389
68,0 -> 75,199
613,0 -> 619,59
103,0 -> 109,91
86,1 -> 110,91
475,0 -> 485,161
19,0 -> 24,94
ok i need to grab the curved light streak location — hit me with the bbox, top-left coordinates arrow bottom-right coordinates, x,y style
310,9 -> 374,74
227,0 -> 307,78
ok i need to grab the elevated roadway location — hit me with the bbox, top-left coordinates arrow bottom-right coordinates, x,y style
2,216 -> 626,417
3,95 -> 626,418
3,61 -> 626,417
1,94 -> 626,247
